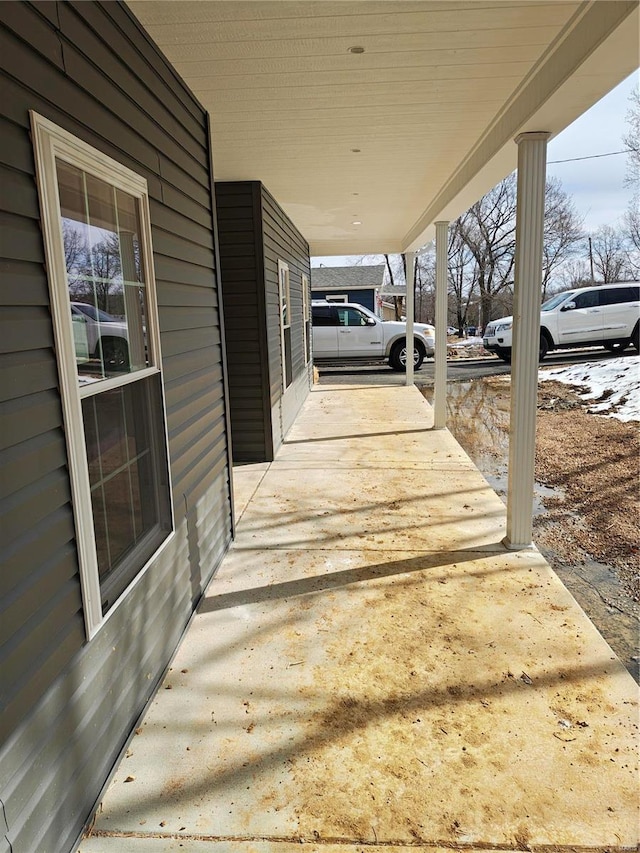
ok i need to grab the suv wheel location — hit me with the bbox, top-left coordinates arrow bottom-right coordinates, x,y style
389,339 -> 425,371
539,333 -> 549,361
100,337 -> 130,371
603,340 -> 629,354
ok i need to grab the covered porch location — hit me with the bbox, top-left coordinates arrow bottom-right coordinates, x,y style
129,0 -> 639,548
80,382 -> 638,851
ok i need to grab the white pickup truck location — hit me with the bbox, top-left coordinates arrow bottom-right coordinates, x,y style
312,301 -> 435,370
483,282 -> 640,362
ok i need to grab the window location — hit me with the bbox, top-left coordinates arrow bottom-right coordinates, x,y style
31,113 -> 173,638
337,306 -> 369,327
573,291 -> 599,309
326,294 -> 347,303
598,286 -> 637,306
312,306 -> 338,326
302,273 -> 310,364
278,260 -> 292,389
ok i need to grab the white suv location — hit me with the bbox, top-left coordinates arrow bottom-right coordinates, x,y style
312,301 -> 435,370
483,283 -> 640,362
71,301 -> 130,368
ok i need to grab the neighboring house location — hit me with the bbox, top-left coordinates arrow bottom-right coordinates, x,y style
311,265 -> 386,314
0,5 -> 309,853
379,284 -> 407,321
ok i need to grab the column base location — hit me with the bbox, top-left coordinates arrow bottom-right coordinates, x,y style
502,535 -> 535,551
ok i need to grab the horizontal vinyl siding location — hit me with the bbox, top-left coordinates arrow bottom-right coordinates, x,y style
0,4 -> 232,853
216,181 -> 272,462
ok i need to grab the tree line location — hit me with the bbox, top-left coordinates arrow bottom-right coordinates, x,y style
371,86 -> 640,331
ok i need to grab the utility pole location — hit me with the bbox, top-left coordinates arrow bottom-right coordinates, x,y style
588,236 -> 595,283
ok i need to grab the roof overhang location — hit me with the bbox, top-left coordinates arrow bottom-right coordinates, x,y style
128,1 -> 639,256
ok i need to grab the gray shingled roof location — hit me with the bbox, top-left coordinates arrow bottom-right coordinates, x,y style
379,284 -> 407,296
311,264 -> 386,290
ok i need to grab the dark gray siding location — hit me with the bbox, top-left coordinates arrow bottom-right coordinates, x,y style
0,3 -> 232,852
215,182 -> 311,462
215,182 -> 273,462
260,185 -> 312,449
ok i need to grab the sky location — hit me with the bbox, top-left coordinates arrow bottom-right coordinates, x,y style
312,72 -> 638,267
546,71 -> 637,232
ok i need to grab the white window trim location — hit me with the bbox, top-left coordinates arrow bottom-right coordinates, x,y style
301,272 -> 310,365
278,259 -> 291,390
326,294 -> 348,303
30,112 -> 174,640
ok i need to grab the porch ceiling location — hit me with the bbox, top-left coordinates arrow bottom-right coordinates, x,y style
128,1 -> 639,256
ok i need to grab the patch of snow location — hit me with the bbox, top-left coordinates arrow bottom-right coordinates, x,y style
539,356 -> 640,422
449,335 -> 484,348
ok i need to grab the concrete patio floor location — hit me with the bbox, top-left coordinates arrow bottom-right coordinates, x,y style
80,384 -> 639,853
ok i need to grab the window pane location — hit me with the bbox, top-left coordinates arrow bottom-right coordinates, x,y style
56,159 -> 151,385
81,374 -> 171,613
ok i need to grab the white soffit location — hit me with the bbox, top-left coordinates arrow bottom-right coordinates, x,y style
128,1 -> 640,256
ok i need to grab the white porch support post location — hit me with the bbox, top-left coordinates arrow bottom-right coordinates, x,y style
433,220 -> 449,429
405,251 -> 416,386
504,131 -> 550,549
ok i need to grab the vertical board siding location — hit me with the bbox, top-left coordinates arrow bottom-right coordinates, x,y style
0,3 -> 232,853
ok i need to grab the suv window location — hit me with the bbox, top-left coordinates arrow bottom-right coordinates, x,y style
598,286 -> 638,305
573,291 -> 599,309
312,305 -> 338,326
337,306 -> 369,326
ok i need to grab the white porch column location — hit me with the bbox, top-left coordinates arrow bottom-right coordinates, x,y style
504,131 -> 550,549
433,220 -> 449,429
405,251 -> 416,386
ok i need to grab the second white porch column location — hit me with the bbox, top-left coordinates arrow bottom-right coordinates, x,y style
504,131 -> 550,549
433,220 -> 449,429
405,251 -> 416,386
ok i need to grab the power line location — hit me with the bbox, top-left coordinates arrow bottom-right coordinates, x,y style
548,149 -> 631,164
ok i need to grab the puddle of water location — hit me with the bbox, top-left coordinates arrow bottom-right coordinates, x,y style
422,382 -> 563,514
422,379 -> 639,683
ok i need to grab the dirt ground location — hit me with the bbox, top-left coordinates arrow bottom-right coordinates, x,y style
533,380 -> 639,602
452,375 -> 640,680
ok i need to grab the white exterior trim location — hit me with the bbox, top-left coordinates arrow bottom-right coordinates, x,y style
30,111 -> 173,639
505,131 -> 550,550
302,272 -> 310,365
404,252 -> 415,386
433,221 -> 449,429
278,259 -> 291,390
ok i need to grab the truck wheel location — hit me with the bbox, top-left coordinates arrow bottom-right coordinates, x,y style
495,347 -> 511,363
632,323 -> 640,353
389,339 -> 425,371
100,337 -> 129,370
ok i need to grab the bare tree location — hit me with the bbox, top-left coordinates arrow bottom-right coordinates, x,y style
623,85 -> 640,188
453,175 -> 517,329
590,224 -> 631,282
541,177 -> 584,298
622,86 -> 640,273
384,253 -> 404,319
447,220 -> 478,333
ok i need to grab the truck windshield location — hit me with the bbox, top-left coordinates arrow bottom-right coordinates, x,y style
541,291 -> 575,311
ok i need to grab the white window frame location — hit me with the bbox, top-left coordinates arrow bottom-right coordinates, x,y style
326,294 -> 348,303
30,112 -> 174,639
278,259 -> 291,389
301,272 -> 310,365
